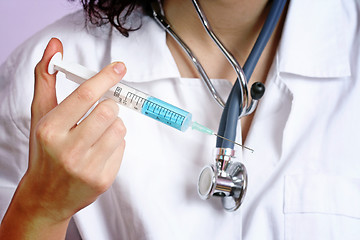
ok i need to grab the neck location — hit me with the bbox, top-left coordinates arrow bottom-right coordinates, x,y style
163,0 -> 272,73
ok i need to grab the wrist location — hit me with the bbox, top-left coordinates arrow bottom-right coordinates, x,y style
0,175 -> 71,239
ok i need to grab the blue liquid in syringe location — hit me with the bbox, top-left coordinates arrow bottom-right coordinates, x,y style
141,96 -> 192,132
108,84 -> 193,132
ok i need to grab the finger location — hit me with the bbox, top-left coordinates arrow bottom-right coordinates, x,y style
101,142 -> 126,183
31,38 -> 63,130
71,99 -> 119,149
89,117 -> 126,167
48,62 -> 126,130
81,142 -> 126,196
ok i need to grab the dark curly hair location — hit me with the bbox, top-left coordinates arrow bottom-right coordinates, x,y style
69,0 -> 153,37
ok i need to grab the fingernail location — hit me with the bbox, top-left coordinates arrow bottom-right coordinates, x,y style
113,62 -> 126,75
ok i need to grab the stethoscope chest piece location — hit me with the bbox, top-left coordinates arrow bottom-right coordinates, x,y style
197,148 -> 247,211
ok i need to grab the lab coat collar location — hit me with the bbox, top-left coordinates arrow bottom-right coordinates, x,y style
111,0 -> 352,82
277,0 -> 351,78
110,14 -> 181,83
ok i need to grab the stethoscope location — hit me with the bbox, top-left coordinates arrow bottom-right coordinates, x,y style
151,0 -> 287,211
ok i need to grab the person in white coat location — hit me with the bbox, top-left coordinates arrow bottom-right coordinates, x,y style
1,0 -> 360,239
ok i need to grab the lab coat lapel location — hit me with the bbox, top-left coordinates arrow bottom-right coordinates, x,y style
239,69 -> 294,237
277,0 -> 351,78
109,15 -> 180,83
242,71 -> 293,189
273,0 -> 352,165
242,0 -> 352,174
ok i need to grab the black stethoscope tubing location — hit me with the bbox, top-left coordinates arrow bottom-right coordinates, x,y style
217,0 -> 288,149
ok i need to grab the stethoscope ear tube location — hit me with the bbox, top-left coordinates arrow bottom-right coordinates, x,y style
217,0 -> 288,147
209,0 -> 288,211
216,83 -> 241,149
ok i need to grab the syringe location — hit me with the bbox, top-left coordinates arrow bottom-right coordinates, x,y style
48,53 -> 253,152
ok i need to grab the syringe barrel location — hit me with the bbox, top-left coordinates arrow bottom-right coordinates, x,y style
103,83 -> 149,114
104,85 -> 192,132
49,53 -> 192,132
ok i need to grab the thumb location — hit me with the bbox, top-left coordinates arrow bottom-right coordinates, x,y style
31,38 -> 63,129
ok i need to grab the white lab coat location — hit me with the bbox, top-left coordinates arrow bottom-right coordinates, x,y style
1,0 -> 360,239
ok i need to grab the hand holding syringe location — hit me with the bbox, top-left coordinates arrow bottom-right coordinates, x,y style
48,53 -> 252,152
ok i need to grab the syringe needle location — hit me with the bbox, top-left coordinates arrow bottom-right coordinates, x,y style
212,133 -> 254,153
191,121 -> 254,153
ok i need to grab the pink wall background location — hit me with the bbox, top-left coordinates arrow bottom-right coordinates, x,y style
0,0 -> 82,65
